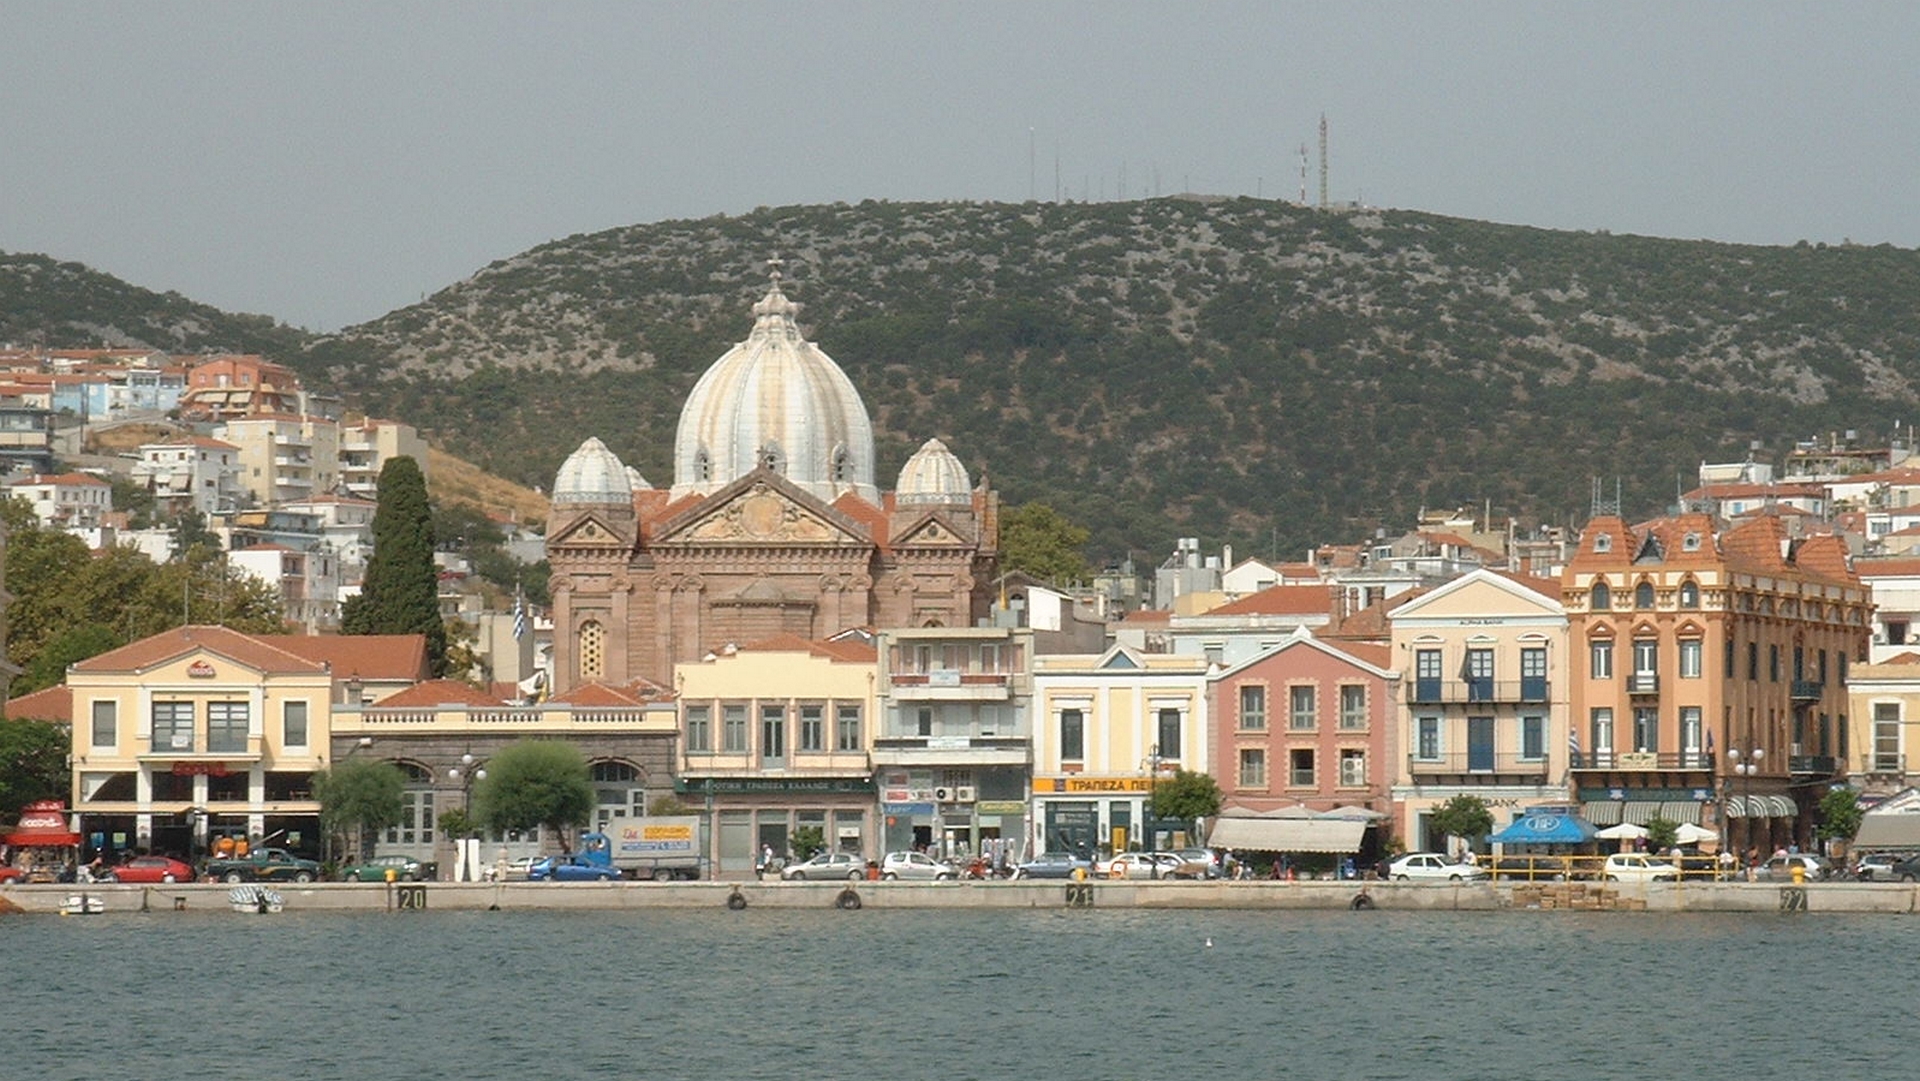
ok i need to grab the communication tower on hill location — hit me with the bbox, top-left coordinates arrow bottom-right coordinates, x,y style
1318,113 -> 1329,209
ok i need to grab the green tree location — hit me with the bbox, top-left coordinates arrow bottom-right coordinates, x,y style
472,740 -> 594,853
342,456 -> 447,675
134,547 -> 285,638
436,806 -> 478,841
109,477 -> 156,528
1816,787 -> 1864,843
15,623 -> 122,695
170,510 -> 221,554
1645,816 -> 1680,853
1429,795 -> 1494,852
998,501 -> 1091,585
1151,769 -> 1223,822
789,825 -> 826,860
0,718 -> 70,815
313,758 -> 406,863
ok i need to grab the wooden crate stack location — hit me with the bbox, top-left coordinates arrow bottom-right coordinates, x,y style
1510,883 -> 1645,910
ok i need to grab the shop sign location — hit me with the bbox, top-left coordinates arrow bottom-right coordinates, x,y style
1617,751 -> 1658,770
676,777 -> 874,795
186,659 -> 217,678
976,800 -> 1027,815
927,736 -> 971,750
171,762 -> 233,776
15,801 -> 69,830
1038,776 -> 1153,794
884,802 -> 936,815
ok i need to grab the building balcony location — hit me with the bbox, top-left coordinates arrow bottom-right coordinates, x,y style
138,733 -> 265,762
1569,750 -> 1714,771
1627,673 -> 1660,695
1406,751 -> 1549,780
887,671 -> 1015,700
1789,680 -> 1824,702
1406,679 -> 1550,705
1859,754 -> 1909,778
1789,754 -> 1838,776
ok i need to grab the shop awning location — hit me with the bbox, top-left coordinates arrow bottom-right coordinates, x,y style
1854,813 -> 1920,850
3,828 -> 81,847
1726,794 -> 1797,818
1208,817 -> 1367,854
1490,813 -> 1597,846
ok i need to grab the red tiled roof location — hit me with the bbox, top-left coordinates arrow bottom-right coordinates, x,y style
735,633 -> 878,663
374,679 -> 509,708
1117,608 -> 1172,623
545,679 -> 672,707
1858,559 -> 1920,578
10,472 -> 110,487
1209,584 -> 1337,618
1880,651 -> 1920,665
255,634 -> 430,681
5,685 -> 73,722
71,626 -> 328,675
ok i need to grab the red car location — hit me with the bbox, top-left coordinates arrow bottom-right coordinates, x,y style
102,856 -> 196,884
0,866 -> 23,884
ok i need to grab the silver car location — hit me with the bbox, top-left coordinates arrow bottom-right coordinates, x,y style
880,851 -> 956,880
779,851 -> 868,881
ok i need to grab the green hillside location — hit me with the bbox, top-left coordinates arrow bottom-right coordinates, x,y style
11,199 -> 1920,562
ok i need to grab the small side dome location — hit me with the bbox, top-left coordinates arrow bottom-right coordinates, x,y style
896,438 -> 971,504
625,465 -> 652,491
553,437 -> 633,504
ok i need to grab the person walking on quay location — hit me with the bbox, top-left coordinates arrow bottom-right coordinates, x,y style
756,843 -> 774,880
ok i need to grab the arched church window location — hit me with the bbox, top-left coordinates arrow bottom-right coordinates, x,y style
579,620 -> 605,681
832,444 -> 852,482
693,448 -> 712,482
1591,581 -> 1611,610
1634,581 -> 1655,609
1679,580 -> 1700,608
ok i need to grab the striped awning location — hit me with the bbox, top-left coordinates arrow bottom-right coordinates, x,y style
1726,794 -> 1797,818
1586,801 -> 1623,825
1586,800 -> 1704,825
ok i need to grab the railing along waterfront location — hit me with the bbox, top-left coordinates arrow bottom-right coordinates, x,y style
1486,854 -> 1738,882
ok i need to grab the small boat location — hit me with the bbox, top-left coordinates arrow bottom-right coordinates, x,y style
228,886 -> 284,914
60,894 -> 106,916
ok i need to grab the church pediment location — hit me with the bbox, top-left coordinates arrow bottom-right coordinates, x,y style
657,471 -> 870,547
890,509 -> 972,549
549,512 -> 630,549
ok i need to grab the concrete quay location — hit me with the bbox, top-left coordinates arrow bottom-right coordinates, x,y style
6,878 -> 1920,915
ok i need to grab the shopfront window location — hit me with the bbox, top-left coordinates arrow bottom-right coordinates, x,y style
152,701 -> 194,752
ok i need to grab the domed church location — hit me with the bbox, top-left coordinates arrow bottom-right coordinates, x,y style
545,267 -> 999,691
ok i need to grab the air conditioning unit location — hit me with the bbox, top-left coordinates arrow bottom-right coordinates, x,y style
955,786 -> 978,803
933,786 -> 953,802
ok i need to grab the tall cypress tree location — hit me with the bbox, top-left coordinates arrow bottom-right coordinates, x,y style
342,456 -> 446,675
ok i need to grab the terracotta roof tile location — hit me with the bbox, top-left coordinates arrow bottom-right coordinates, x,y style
1209,584 -> 1338,618
5,685 -> 72,722
71,626 -> 327,675
546,679 -> 672,706
375,679 -> 509,708
254,634 -> 429,681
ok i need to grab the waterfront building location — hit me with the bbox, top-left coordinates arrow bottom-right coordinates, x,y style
546,269 -> 997,692
1562,514 -> 1870,854
328,675 -> 678,873
1207,627 -> 1396,823
1030,645 -> 1210,856
56,626 -> 425,862
1388,568 -> 1571,852
875,625 -> 1032,858
1844,653 -> 1920,801
673,634 -> 878,868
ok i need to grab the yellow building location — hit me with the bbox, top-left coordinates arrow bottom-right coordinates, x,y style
66,626 -> 425,861
1388,568 -> 1571,853
1846,654 -> 1920,800
675,634 -> 878,870
1030,646 -> 1211,857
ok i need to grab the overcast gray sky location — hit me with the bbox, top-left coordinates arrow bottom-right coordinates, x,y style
4,2 -> 1915,332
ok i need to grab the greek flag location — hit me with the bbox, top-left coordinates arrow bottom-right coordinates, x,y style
1568,729 -> 1583,767
512,594 -> 527,640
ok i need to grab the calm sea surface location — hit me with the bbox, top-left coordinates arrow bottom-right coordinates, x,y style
4,904 -> 1907,1080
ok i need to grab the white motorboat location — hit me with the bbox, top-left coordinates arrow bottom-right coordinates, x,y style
59,894 -> 105,916
227,885 -> 284,914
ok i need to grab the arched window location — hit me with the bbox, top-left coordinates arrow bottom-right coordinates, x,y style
693,447 -> 712,482
1679,580 -> 1700,608
832,444 -> 852,482
1634,581 -> 1655,609
1591,581 -> 1611,610
591,760 -> 646,829
578,620 -> 605,681
384,762 -> 437,848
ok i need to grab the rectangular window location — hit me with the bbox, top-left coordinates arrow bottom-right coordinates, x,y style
1520,647 -> 1548,700
1590,640 -> 1613,679
282,700 -> 308,749
722,705 -> 748,753
1288,747 -> 1315,787
1238,748 -> 1266,787
1590,708 -> 1614,756
1415,649 -> 1442,700
1769,644 -> 1780,682
1416,716 -> 1441,760
761,705 -> 787,760
152,701 -> 195,752
385,790 -> 434,845
1680,706 -> 1703,765
1289,686 -> 1316,730
1679,640 -> 1703,679
1157,709 -> 1182,758
1632,707 -> 1659,753
1747,642 -> 1759,681
799,705 -> 825,753
1338,749 -> 1367,787
1874,702 -> 1901,771
1060,708 -> 1085,760
1725,641 -> 1735,678
1339,685 -> 1367,729
90,701 -> 117,748
1464,648 -> 1494,701
916,707 -> 934,737
1238,685 -> 1267,731
1521,715 -> 1545,761
686,705 -> 712,753
836,705 -> 862,752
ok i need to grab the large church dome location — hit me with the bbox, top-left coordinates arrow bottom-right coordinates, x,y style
670,270 -> 878,504
553,436 -> 634,504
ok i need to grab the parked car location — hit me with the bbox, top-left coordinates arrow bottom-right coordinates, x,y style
486,856 -> 542,882
338,854 -> 437,883
1853,852 -> 1903,880
1098,852 -> 1183,879
780,851 -> 867,881
880,851 -> 955,881
101,856 -> 196,884
1010,851 -> 1092,880
0,866 -> 22,885
1888,856 -> 1920,882
1160,849 -> 1217,879
1759,854 -> 1832,882
1602,853 -> 1679,882
528,854 -> 620,882
1387,853 -> 1490,882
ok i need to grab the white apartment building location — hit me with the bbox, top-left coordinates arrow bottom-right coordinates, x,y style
130,436 -> 243,517
6,471 -> 112,529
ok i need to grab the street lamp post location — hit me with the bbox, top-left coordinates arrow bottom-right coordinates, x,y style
1147,742 -> 1161,881
448,752 -> 487,881
1729,746 -> 1764,871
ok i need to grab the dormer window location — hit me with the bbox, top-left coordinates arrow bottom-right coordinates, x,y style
1594,534 -> 1612,553
1682,532 -> 1702,551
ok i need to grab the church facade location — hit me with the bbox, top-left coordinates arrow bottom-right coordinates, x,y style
546,270 -> 1000,692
